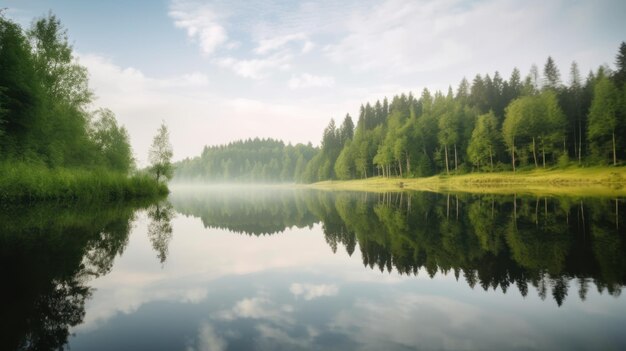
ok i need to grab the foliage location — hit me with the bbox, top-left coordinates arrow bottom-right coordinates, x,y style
588,76 -> 621,164
176,42 -> 626,183
0,162 -> 168,202
149,123 -> 173,183
174,138 -> 317,182
0,13 -> 158,200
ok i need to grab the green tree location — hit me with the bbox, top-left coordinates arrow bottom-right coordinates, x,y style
334,141 -> 354,180
437,96 -> 461,174
467,111 -> 500,170
543,56 -> 561,90
339,114 -> 354,145
149,123 -> 173,182
588,76 -> 621,165
0,16 -> 42,157
27,13 -> 94,166
90,108 -> 133,173
613,42 -> 626,88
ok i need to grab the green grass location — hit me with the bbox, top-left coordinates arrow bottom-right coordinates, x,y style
0,162 -> 168,203
309,166 -> 626,197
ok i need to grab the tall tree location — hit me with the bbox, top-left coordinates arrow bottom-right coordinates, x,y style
543,56 -> 561,90
339,114 -> 354,145
0,16 -> 42,156
90,108 -> 133,172
588,76 -> 621,165
613,42 -> 626,88
149,123 -> 174,182
528,64 -> 540,93
468,111 -> 500,170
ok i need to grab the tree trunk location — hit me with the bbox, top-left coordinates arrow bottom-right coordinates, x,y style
406,151 -> 411,176
444,145 -> 450,175
532,137 -> 538,168
574,127 -> 578,161
542,143 -> 546,168
512,141 -> 516,172
578,120 -> 582,164
613,131 -> 617,166
398,160 -> 403,178
454,144 -> 458,172
489,148 -> 493,170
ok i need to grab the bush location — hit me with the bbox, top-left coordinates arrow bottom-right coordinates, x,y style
0,162 -> 168,203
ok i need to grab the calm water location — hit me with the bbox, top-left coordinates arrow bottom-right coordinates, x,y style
2,187 -> 626,350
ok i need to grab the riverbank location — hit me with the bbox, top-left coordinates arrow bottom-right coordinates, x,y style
0,163 -> 168,203
309,166 -> 626,197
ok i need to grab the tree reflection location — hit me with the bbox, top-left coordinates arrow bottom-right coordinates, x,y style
147,201 -> 175,264
0,201 -> 150,350
174,189 -> 626,306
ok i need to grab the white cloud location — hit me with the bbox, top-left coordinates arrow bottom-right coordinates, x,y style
254,33 -> 308,55
214,53 -> 293,79
301,41 -> 315,54
288,73 -> 335,89
289,283 -> 338,300
169,0 -> 228,55
325,0 -> 473,73
331,293 -> 539,350
80,54 -> 331,166
217,297 -> 294,323
187,322 -> 227,351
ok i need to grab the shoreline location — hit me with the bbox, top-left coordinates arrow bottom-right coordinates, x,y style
307,166 -> 626,197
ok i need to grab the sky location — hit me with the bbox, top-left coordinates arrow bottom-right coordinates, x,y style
3,0 -> 625,166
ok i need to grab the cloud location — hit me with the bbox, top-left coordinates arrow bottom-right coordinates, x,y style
214,53 -> 293,79
325,0 -> 473,73
187,322 -> 227,351
217,297 -> 294,323
301,41 -> 315,54
169,0 -> 228,55
254,33 -> 308,55
289,283 -> 338,300
288,73 -> 335,89
80,53 -> 332,166
331,293 -> 539,350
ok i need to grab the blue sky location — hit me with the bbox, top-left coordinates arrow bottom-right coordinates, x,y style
3,0 -> 625,165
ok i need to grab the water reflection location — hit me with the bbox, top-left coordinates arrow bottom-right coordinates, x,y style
171,189 -> 626,306
147,201 -> 175,264
0,200 -> 157,350
3,188 -> 626,350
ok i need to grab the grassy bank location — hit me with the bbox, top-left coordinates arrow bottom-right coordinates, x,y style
0,163 -> 168,203
309,166 -> 626,197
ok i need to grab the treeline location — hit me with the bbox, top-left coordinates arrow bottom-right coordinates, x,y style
174,138 -> 317,182
304,43 -> 626,182
0,12 -> 166,199
176,44 -> 626,183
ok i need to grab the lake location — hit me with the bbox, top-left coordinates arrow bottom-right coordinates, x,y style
2,187 -> 626,350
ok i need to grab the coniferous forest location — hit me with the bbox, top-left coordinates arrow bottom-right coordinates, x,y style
175,43 -> 626,183
0,13 -> 168,200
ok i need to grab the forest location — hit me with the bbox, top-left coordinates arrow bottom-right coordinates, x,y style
175,43 -> 626,183
0,13 -> 168,200
174,138 -> 317,182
